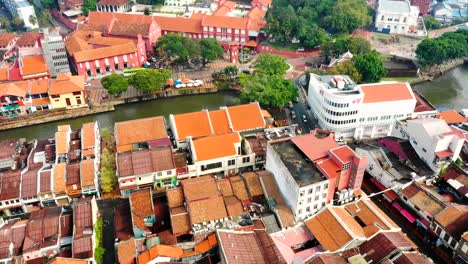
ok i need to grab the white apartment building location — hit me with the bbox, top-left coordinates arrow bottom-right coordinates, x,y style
41,27 -> 71,78
2,0 -> 39,30
392,118 -> 465,173
307,74 -> 417,139
187,132 -> 255,177
265,139 -> 330,220
375,0 -> 425,36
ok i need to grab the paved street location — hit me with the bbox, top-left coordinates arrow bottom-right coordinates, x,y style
97,198 -> 127,264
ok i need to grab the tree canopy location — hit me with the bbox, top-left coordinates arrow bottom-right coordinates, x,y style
240,74 -> 298,108
416,29 -> 468,66
424,16 -> 441,30
128,69 -> 172,92
82,0 -> 97,15
265,0 -> 370,47
253,53 -> 289,76
41,0 -> 58,9
321,36 -> 371,62
353,51 -> 387,83
328,60 -> 362,83
101,74 -> 128,95
239,54 -> 297,107
200,38 -> 224,64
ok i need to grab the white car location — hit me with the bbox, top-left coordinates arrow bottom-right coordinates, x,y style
175,84 -> 183,89
194,80 -> 203,86
187,83 -> 194,87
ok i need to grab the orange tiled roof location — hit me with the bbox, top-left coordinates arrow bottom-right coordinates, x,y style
209,109 -> 232,135
435,204 -> 467,227
150,244 -> 184,258
74,41 -> 136,62
16,32 -> 40,47
0,68 -> 7,81
55,131 -> 68,155
129,189 -> 154,230
216,178 -> 233,196
20,55 -> 48,77
49,257 -> 89,264
117,238 -> 136,264
30,79 -> 49,94
242,172 -> 264,197
115,116 -> 167,152
361,83 -> 414,103
154,16 -> 203,34
0,82 -> 27,97
275,205 -> 295,228
137,251 -> 150,264
181,176 -> 221,201
49,73 -> 85,95
437,110 -> 466,124
224,195 -> 244,217
226,102 -> 265,131
187,195 -> 228,224
80,159 -> 95,187
170,206 -> 190,234
53,163 -> 66,193
81,122 -> 96,154
167,188 -> 184,208
172,110 -> 213,140
202,15 -> 248,30
229,175 -> 250,201
192,132 -> 240,161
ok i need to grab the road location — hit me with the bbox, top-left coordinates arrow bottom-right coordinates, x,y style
288,74 -> 319,134
97,198 -> 127,264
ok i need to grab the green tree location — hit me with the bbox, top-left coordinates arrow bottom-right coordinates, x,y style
323,0 -> 371,33
129,69 -> 172,93
41,0 -> 58,9
321,36 -> 371,62
0,17 -> 10,31
424,16 -> 441,30
200,38 -> 224,66
240,73 -> 298,108
328,60 -> 362,83
82,0 -> 97,15
155,34 -> 200,64
253,54 -> 289,76
101,74 -> 128,95
11,16 -> 25,31
299,25 -> 331,48
353,51 -> 387,83
144,8 -> 150,15
416,29 -> 468,66
100,148 -> 117,193
28,15 -> 37,27
223,65 -> 239,80
346,37 -> 371,55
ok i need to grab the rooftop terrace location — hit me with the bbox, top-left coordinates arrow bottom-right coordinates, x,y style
271,140 -> 326,187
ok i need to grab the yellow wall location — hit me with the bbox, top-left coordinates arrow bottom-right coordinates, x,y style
49,92 -> 87,109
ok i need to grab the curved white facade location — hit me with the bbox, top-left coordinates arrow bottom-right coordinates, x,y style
307,74 -> 417,139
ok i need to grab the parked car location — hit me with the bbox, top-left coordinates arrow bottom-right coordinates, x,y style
303,115 -> 307,122
288,101 -> 293,108
291,111 -> 296,119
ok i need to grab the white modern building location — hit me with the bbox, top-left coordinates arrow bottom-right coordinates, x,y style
307,74 -> 417,139
41,27 -> 71,78
391,118 -> 465,173
2,0 -> 39,30
375,0 -> 426,36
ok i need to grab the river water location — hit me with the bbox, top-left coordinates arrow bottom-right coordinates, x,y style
413,65 -> 468,110
0,91 -> 239,140
0,66 -> 466,140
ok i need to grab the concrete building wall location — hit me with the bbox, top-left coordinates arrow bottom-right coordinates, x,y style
41,29 -> 71,78
49,91 -> 86,109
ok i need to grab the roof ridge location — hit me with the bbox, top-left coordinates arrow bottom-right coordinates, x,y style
328,206 -> 360,241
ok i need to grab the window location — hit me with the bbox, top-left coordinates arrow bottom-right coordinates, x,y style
242,157 -> 250,163
51,95 -> 60,99
306,206 -> 310,212
308,188 -> 313,194
201,162 -> 222,171
307,198 -> 312,203
315,186 -> 320,192
300,191 -> 304,197
412,140 -> 418,145
228,159 -> 235,166
422,148 -> 427,153
167,170 -> 172,175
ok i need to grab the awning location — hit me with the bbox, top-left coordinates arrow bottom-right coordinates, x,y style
63,9 -> 83,17
244,40 -> 258,47
435,150 -> 453,159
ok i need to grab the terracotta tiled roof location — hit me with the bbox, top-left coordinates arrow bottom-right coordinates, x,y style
275,205 -> 295,228
435,204 -> 468,238
202,15 -> 248,30
209,109 -> 232,135
216,178 -> 233,196
308,254 -> 347,264
226,102 -> 265,131
110,21 -> 152,38
55,131 -> 68,154
223,195 -> 244,217
0,170 -> 21,200
154,16 -> 203,34
358,232 -> 414,263
30,79 -> 49,94
217,229 -> 286,264
243,172 -> 264,197
187,195 -> 228,224
0,82 -> 27,97
229,175 -> 250,201
329,145 -> 355,164
137,251 -> 150,264
49,73 -> 85,95
181,176 -> 220,201
50,258 -> 89,264
400,183 -> 446,217
129,189 -> 154,230
170,206 -> 190,235
291,131 -> 339,162
97,0 -> 129,5
192,132 -> 240,161
20,55 -> 48,77
0,33 -> 16,48
21,167 -> 39,198
258,170 -> 286,205
80,159 -> 95,187
53,163 -> 66,193
172,110 -> 212,140
0,68 -> 7,81
117,238 -> 136,264
437,110 -> 466,124
115,116 -> 167,152
16,32 -> 40,47
253,0 -> 272,6
361,82 -> 415,103
75,41 -> 136,62
167,188 -> 184,208
149,244 -> 184,258
81,122 -> 96,155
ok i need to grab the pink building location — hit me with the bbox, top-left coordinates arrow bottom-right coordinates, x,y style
65,31 -> 146,78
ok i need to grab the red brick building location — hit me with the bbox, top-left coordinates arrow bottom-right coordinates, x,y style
411,0 -> 431,15
65,30 -> 146,78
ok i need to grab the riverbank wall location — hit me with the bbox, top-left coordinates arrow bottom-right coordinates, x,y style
410,59 -> 465,85
0,104 -> 115,131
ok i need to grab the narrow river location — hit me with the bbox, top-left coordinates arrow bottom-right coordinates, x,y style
413,65 -> 468,110
0,91 -> 239,140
